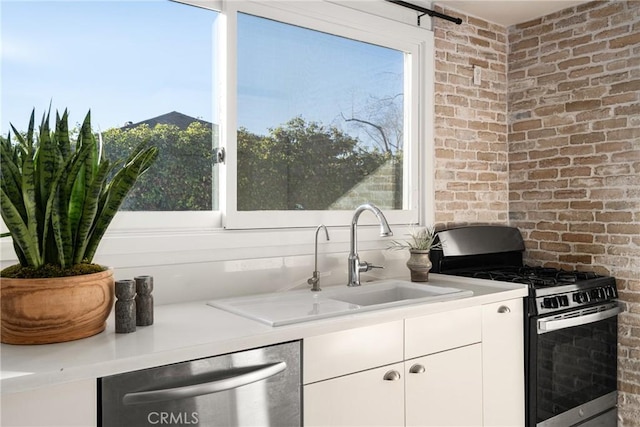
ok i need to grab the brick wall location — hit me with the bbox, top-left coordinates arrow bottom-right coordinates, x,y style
434,1 -> 640,424
433,8 -> 509,225
508,1 -> 640,424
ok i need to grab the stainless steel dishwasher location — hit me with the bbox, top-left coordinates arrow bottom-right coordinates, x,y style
99,341 -> 301,426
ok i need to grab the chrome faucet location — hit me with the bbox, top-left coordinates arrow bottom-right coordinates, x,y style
348,203 -> 393,287
308,224 -> 330,292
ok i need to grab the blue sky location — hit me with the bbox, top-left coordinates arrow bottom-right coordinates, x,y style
1,0 -> 214,133
238,12 -> 403,135
1,0 -> 402,139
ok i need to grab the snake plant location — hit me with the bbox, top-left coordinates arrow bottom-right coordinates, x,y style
0,108 -> 158,275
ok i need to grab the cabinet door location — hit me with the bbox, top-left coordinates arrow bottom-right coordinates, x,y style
304,362 -> 404,427
482,299 -> 525,426
1,379 -> 96,427
405,343 -> 483,427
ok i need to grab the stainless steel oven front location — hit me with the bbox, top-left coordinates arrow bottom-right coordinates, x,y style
527,301 -> 620,427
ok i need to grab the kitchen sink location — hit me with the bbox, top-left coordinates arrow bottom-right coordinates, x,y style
327,284 -> 446,306
208,280 -> 473,326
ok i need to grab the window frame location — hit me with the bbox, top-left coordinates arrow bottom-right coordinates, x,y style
219,0 -> 428,229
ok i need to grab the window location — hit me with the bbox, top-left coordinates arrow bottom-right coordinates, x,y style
2,0 -> 432,237
220,1 -> 426,228
237,13 -> 404,213
1,0 -> 220,218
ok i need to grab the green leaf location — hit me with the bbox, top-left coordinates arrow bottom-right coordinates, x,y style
73,159 -> 110,264
20,154 -> 41,263
40,159 -> 70,266
36,107 -> 58,217
0,187 -> 41,267
84,145 -> 158,261
0,136 -> 25,220
51,177 -> 72,269
56,109 -> 71,159
53,136 -> 95,267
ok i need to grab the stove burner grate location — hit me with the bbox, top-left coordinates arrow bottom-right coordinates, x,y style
456,266 -> 603,288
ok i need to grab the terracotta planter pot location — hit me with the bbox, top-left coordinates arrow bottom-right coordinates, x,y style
1,269 -> 115,345
406,250 -> 432,282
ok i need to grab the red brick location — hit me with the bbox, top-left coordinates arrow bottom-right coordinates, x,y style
559,254 -> 593,264
540,242 -> 571,252
558,56 -> 590,70
566,99 -> 602,111
570,201 -> 603,210
530,169 -> 558,180
610,33 -> 640,49
512,37 -> 539,51
562,233 -> 594,243
592,118 -> 627,130
607,224 -> 640,234
529,149 -> 559,159
610,79 -> 640,95
569,132 -> 605,144
558,210 -> 595,221
554,189 -> 588,199
558,78 -> 590,92
570,222 -> 606,233
573,40 -> 607,55
560,166 -> 592,177
596,212 -> 634,222
512,119 -> 542,131
568,65 -> 604,78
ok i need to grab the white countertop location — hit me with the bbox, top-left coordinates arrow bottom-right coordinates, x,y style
0,274 -> 527,394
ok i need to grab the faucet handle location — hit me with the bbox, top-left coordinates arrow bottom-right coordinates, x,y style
360,262 -> 384,273
308,271 -> 322,292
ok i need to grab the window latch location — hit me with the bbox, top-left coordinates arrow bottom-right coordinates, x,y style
214,147 -> 226,164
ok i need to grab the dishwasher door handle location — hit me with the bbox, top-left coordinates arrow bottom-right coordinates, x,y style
123,361 -> 287,405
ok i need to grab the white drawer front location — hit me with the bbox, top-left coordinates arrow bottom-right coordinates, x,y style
303,320 -> 403,384
405,305 -> 482,358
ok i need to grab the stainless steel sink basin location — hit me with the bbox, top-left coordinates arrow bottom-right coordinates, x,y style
208,280 -> 473,326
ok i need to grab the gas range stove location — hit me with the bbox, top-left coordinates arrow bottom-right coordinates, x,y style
430,225 -> 621,427
430,226 -> 618,316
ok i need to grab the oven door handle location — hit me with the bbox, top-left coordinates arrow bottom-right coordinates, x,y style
537,305 -> 620,334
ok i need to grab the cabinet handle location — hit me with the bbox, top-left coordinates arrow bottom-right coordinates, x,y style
497,305 -> 511,314
409,364 -> 426,374
383,370 -> 401,381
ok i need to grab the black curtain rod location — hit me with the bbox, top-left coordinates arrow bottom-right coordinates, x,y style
386,0 -> 462,25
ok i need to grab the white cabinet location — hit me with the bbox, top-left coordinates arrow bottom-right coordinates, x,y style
1,379 -> 96,427
482,299 -> 525,426
405,305 -> 481,358
303,320 -> 404,384
304,362 -> 405,427
405,343 -> 483,427
404,305 -> 483,427
303,320 -> 404,427
304,306 -> 485,427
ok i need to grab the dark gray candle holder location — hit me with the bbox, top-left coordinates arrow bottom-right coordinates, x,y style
135,275 -> 154,326
115,279 -> 136,333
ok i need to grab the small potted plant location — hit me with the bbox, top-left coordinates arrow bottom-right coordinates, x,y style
0,108 -> 158,344
388,226 -> 441,282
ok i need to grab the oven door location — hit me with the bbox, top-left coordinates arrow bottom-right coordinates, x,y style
528,302 -> 619,427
